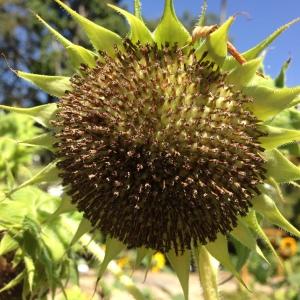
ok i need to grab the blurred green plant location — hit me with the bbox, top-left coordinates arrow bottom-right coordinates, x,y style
0,112 -> 41,182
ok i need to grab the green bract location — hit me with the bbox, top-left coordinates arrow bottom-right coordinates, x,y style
1,1 -> 300,299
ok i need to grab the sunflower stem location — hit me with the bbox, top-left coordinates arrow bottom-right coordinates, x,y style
195,246 -> 220,300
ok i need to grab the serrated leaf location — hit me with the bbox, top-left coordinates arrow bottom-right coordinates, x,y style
195,17 -> 234,66
35,13 -> 71,48
206,233 -> 247,288
231,220 -> 268,262
134,0 -> 142,20
9,160 -> 60,194
243,85 -> 300,121
97,237 -> 126,280
54,0 -> 122,55
19,132 -> 55,151
243,18 -> 300,61
0,233 -> 18,256
18,71 -> 71,97
252,194 -> 300,238
35,14 -> 96,69
153,0 -> 191,47
241,210 -> 282,265
166,249 -> 191,300
227,58 -> 262,87
108,4 -> 153,44
260,125 -> 300,150
0,103 -> 57,127
265,149 -> 300,183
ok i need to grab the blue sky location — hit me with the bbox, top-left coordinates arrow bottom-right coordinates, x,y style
121,0 -> 300,87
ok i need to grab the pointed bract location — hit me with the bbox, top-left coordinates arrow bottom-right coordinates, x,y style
206,234 -> 246,287
70,217 -> 92,246
108,5 -> 153,44
97,237 -> 126,280
0,103 -> 57,127
134,0 -> 142,20
54,0 -> 122,55
252,194 -> 300,238
154,0 -> 191,47
231,221 -> 268,262
227,58 -> 262,87
241,210 -> 282,265
9,160 -> 59,194
18,71 -> 71,97
196,17 -> 234,66
166,249 -> 191,300
244,85 -> 300,121
19,133 -> 55,152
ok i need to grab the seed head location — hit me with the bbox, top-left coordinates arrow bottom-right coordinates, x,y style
53,41 -> 266,253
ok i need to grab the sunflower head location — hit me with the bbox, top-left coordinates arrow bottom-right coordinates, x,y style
1,1 -> 300,299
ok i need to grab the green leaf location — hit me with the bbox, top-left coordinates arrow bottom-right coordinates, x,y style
108,4 -> 153,44
24,256 -> 35,292
243,85 -> 300,121
54,0 -> 122,55
241,210 -> 282,265
166,249 -> 191,300
9,160 -> 60,194
0,103 -> 57,127
206,233 -> 247,288
0,233 -> 18,256
231,220 -> 268,262
252,194 -> 300,238
35,14 -> 96,69
226,58 -> 262,87
97,237 -> 126,279
134,0 -> 142,20
153,0 -> 191,47
265,149 -> 300,183
195,17 -> 234,66
260,125 -> 300,150
275,58 -> 291,88
19,133 -> 55,151
18,71 -> 71,97
0,271 -> 25,293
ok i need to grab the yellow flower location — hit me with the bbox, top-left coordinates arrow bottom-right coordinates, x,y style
151,252 -> 166,272
279,237 -> 297,259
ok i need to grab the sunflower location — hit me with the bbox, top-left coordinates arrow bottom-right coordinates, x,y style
1,1 -> 300,299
